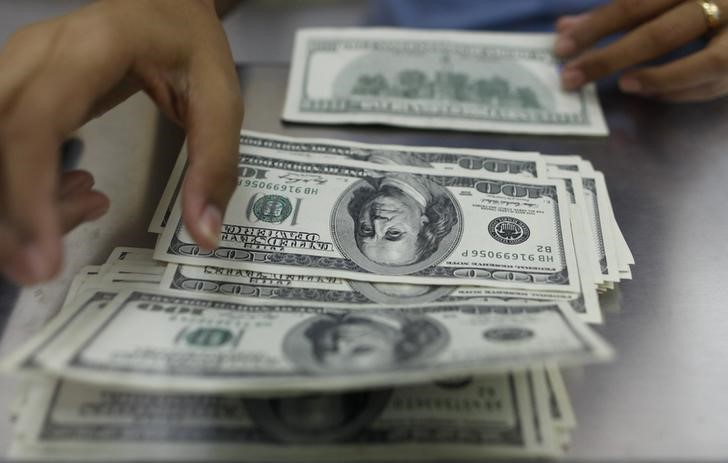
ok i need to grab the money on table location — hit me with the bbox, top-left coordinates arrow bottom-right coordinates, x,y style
6,287 -> 612,394
0,25 -> 633,462
161,263 -> 588,313
154,144 -> 580,292
283,28 -> 608,136
151,131 -> 631,323
4,250 -> 581,459
10,370 -> 570,460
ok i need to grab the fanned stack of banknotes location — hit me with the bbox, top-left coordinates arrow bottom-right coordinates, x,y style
2,29 -> 632,460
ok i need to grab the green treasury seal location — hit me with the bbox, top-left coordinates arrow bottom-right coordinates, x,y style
253,195 -> 293,223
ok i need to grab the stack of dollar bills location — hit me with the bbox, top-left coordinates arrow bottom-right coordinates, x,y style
2,129 -> 629,460
1,29 -> 630,460
4,250 -> 582,459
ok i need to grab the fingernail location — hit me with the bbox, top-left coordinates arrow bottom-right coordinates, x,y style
21,244 -> 50,282
554,36 -> 576,57
619,77 -> 642,93
199,204 -> 222,249
561,67 -> 585,90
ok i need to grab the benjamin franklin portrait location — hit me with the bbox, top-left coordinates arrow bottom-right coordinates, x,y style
346,173 -> 458,267
243,389 -> 392,443
283,312 -> 449,374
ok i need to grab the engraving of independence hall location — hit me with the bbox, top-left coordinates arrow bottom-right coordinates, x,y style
285,30 -> 608,134
331,52 -> 555,113
351,64 -> 542,110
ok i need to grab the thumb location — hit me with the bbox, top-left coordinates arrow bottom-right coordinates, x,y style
181,60 -> 243,251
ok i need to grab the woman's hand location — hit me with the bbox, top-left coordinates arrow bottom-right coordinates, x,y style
0,0 -> 243,284
556,0 -> 728,101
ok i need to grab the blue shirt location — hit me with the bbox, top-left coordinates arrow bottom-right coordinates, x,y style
367,0 -> 608,31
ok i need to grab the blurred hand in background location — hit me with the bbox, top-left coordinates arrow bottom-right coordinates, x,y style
557,0 -> 728,101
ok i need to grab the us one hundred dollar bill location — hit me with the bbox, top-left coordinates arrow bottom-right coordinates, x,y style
154,147 -> 580,291
282,28 -> 608,136
234,133 -> 602,303
161,263 -> 600,324
10,371 -> 562,460
18,288 -> 612,393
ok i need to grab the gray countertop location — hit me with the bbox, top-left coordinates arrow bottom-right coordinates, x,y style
1,64 -> 728,461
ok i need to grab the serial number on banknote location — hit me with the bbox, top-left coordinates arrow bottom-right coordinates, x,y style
241,179 -> 322,195
461,248 -> 555,262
